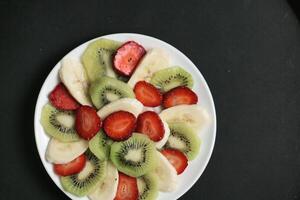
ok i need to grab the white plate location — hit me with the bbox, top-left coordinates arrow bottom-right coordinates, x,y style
34,33 -> 217,200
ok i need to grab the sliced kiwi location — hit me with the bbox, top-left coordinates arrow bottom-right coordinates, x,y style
60,151 -> 107,197
89,76 -> 135,109
82,38 -> 121,82
164,122 -> 201,160
89,130 -> 113,161
137,173 -> 158,200
110,133 -> 157,177
150,66 -> 193,92
40,104 -> 79,142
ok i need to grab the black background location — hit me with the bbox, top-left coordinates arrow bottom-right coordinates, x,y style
0,0 -> 299,199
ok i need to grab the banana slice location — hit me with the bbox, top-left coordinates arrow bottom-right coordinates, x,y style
60,57 -> 92,106
128,48 -> 170,87
45,138 -> 88,164
154,151 -> 178,192
155,120 -> 170,149
88,161 -> 119,200
142,106 -> 161,114
97,98 -> 143,119
159,105 -> 210,133
142,106 -> 155,113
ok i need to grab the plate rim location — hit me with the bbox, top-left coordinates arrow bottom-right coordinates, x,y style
34,32 -> 217,200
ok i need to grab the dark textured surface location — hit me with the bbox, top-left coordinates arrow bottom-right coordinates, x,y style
0,0 -> 299,199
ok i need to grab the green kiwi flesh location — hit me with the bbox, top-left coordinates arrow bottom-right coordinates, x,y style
40,104 -> 79,142
89,76 -> 135,109
150,66 -> 193,92
60,151 -> 107,197
89,130 -> 113,161
81,38 -> 121,82
137,173 -> 158,200
165,122 -> 201,160
110,133 -> 157,177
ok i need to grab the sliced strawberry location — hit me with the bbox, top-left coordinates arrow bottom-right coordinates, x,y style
75,106 -> 101,140
54,154 -> 86,176
161,149 -> 188,175
49,83 -> 80,110
134,81 -> 162,107
162,86 -> 198,108
103,111 -> 136,141
113,41 -> 146,76
114,172 -> 138,200
136,111 -> 164,142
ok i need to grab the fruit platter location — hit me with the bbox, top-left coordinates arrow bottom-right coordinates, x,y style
34,33 -> 216,200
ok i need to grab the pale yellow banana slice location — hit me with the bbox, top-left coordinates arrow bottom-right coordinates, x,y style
45,138 -> 88,164
97,98 -> 143,119
60,57 -> 92,106
154,151 -> 178,192
159,105 -> 210,133
88,162 -> 119,200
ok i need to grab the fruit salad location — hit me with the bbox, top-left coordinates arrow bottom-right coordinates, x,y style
40,38 -> 210,200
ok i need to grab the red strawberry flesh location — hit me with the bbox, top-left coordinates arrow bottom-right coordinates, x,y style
162,86 -> 198,108
49,83 -> 80,110
114,172 -> 138,200
54,154 -> 86,176
113,41 -> 146,76
136,111 -> 164,142
103,111 -> 136,141
75,106 -> 101,140
134,81 -> 162,107
161,149 -> 188,175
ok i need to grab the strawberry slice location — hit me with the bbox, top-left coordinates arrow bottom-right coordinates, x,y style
134,81 -> 162,107
136,111 -> 164,142
54,154 -> 86,176
113,41 -> 146,76
114,172 -> 138,200
103,111 -> 136,141
161,149 -> 188,175
162,86 -> 198,108
75,106 -> 101,140
49,83 -> 80,110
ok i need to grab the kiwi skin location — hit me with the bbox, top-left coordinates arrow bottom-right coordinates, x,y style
41,103 -> 80,142
110,133 -> 157,178
137,173 -> 158,200
150,66 -> 194,92
60,151 -> 107,197
89,76 -> 135,109
82,38 -> 121,82
89,130 -> 113,161
165,122 -> 201,160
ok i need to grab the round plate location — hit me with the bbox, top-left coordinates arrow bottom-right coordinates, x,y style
34,33 -> 216,200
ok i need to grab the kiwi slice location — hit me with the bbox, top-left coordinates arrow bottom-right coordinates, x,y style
40,104 -> 79,142
137,173 -> 158,200
89,130 -> 113,161
110,133 -> 157,177
82,38 -> 122,82
164,122 -> 201,160
89,76 -> 135,109
60,151 -> 107,197
150,66 -> 193,92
